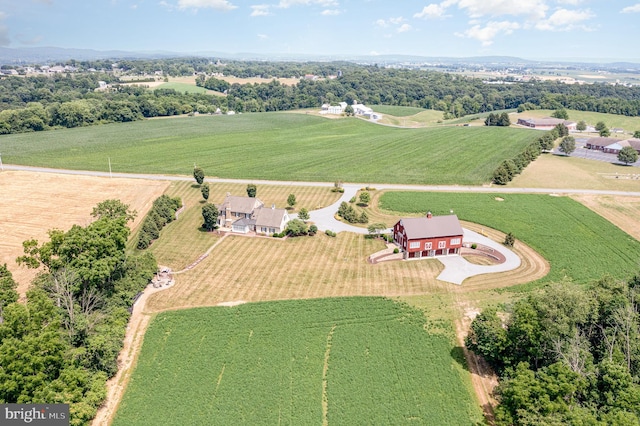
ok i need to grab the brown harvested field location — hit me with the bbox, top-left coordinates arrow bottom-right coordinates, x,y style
510,153 -> 640,191
571,194 -> 640,241
0,171 -> 168,296
143,181 -> 342,270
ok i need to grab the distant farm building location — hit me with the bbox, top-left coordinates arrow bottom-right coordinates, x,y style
517,117 -> 577,131
393,213 -> 464,259
585,137 -> 640,155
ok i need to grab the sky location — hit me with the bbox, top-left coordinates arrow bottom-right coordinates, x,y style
1,0 -> 640,61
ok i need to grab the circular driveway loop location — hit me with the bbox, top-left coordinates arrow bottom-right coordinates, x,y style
307,186 -> 521,285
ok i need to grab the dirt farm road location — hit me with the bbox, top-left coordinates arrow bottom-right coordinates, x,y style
4,164 -> 640,197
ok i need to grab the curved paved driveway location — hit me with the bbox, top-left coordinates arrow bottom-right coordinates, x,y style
308,184 -> 369,234
436,229 -> 520,285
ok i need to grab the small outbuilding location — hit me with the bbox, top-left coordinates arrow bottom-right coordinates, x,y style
393,213 -> 464,259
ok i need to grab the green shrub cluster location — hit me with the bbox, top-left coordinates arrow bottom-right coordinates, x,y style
325,230 -> 337,237
137,195 -> 182,249
337,202 -> 368,224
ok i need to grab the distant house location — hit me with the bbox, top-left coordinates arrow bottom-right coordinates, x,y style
353,103 -> 374,117
393,213 -> 464,259
321,101 -> 349,115
517,117 -> 577,131
218,194 -> 289,235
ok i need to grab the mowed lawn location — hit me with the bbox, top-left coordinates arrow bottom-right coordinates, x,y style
380,192 -> 640,285
1,113 -> 539,184
113,298 -> 482,426
135,180 -> 342,269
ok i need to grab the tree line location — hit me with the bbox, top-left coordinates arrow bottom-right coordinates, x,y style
467,275 -> 640,424
1,200 -> 157,425
3,60 -> 640,135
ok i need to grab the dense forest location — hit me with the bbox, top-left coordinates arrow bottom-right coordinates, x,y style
1,59 -> 640,135
467,275 -> 640,425
0,200 -> 156,425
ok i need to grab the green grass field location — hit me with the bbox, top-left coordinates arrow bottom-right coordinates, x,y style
1,113 -> 538,185
371,105 -> 428,116
379,192 -> 640,285
154,82 -> 212,94
113,297 -> 482,425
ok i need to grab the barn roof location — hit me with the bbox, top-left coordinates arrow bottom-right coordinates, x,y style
400,215 -> 463,240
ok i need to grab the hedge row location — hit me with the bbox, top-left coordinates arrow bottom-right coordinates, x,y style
137,195 -> 182,249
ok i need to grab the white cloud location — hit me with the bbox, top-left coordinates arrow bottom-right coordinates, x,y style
177,0 -> 237,11
535,8 -> 594,31
456,0 -> 548,20
321,9 -> 340,15
251,4 -> 271,16
389,16 -> 404,24
456,20 -> 520,46
277,0 -> 338,8
397,23 -> 412,32
414,4 -> 449,19
375,18 -> 388,28
257,33 -> 268,39
621,4 -> 640,13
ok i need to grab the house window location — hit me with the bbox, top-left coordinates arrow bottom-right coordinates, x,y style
424,242 -> 432,250
438,241 -> 446,249
450,238 -> 461,245
409,242 -> 420,249
261,227 -> 267,232
269,228 -> 276,234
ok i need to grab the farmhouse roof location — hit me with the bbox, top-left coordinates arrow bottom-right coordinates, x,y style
254,208 -> 288,228
233,217 -> 255,227
586,137 -> 619,148
220,195 -> 264,214
400,215 -> 463,240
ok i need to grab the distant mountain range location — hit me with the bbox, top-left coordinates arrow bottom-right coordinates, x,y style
1,46 -> 639,70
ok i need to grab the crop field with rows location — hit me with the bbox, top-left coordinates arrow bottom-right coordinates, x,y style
379,192 -> 640,285
113,297 -> 482,425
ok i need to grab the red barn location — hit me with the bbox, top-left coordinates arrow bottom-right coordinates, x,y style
393,213 -> 464,259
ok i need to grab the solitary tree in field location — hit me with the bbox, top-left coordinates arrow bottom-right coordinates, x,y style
359,191 -> 371,206
552,108 -> 569,120
634,130 -> 640,138
504,232 -> 515,247
298,208 -> 310,222
193,167 -> 205,185
246,184 -> 257,198
201,183 -> 210,201
344,105 -> 354,116
287,194 -> 296,209
559,136 -> 576,156
576,120 -> 587,132
201,203 -> 218,231
618,146 -> 639,165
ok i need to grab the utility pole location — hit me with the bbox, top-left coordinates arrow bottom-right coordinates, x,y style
0,153 -> 3,171
108,157 -> 112,178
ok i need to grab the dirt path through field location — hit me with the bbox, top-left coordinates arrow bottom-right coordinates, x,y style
92,284 -> 169,426
452,295 -> 498,424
